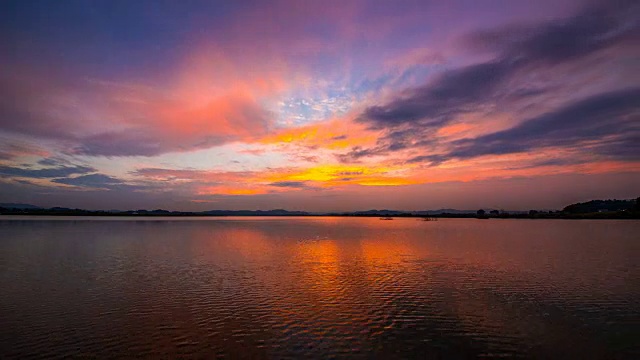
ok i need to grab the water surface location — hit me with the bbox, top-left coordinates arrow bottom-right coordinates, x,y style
1,217 -> 638,358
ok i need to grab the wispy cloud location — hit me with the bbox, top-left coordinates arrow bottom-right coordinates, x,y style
342,0 -> 638,168
0,165 -> 95,178
51,173 -> 137,191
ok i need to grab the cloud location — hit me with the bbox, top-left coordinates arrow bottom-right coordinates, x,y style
0,141 -> 51,160
360,1 -> 636,129
592,133 -> 640,161
345,0 -> 638,165
505,157 -> 591,170
416,88 -> 639,164
464,0 -> 639,65
337,146 -> 385,163
0,72 -> 275,157
0,165 -> 95,178
0,69 -> 95,141
358,60 -> 514,129
132,167 -> 255,183
37,158 -> 64,166
51,174 -> 129,189
336,126 -> 441,163
0,43 -> 283,157
268,181 -> 309,188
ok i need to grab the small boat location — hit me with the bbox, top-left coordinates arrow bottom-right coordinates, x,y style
421,217 -> 437,221
379,217 -> 393,220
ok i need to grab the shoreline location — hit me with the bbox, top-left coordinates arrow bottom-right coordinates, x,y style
1,213 -> 638,220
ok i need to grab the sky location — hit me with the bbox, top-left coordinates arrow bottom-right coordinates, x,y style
0,0 -> 638,211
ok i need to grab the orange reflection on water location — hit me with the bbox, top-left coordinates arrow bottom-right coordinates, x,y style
187,224 -> 276,263
294,239 -> 341,292
360,239 -> 419,266
3,217 -> 635,358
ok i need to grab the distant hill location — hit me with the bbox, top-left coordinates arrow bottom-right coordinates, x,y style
415,209 -> 479,215
340,209 -> 497,216
563,199 -> 637,214
1,198 -> 638,218
202,209 -> 310,216
347,209 -> 409,216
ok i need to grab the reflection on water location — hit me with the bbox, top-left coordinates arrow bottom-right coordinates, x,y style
0,217 -> 638,358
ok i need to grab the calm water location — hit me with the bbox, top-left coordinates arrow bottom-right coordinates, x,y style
1,217 -> 638,359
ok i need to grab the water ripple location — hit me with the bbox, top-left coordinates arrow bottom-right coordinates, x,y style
0,217 -> 638,358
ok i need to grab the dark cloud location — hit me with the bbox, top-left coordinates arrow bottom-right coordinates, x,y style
590,133 -> 640,161
0,165 -> 95,178
357,0 -> 637,131
269,181 -> 309,188
0,140 -> 49,160
37,158 -> 61,166
342,0 -> 640,169
73,130 -> 165,157
36,157 -> 76,167
337,146 -> 387,163
415,88 -> 639,164
504,157 -> 591,170
407,154 -> 445,165
52,173 -> 132,190
358,60 -> 513,129
467,0 -> 639,65
338,126 -> 443,163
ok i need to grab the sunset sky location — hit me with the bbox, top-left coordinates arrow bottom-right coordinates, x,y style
0,0 -> 638,211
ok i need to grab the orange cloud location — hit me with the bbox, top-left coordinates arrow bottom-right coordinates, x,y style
259,117 -> 379,150
198,186 -> 269,196
0,141 -> 51,162
262,164 -> 416,187
38,41 -> 308,157
83,69 -> 283,156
